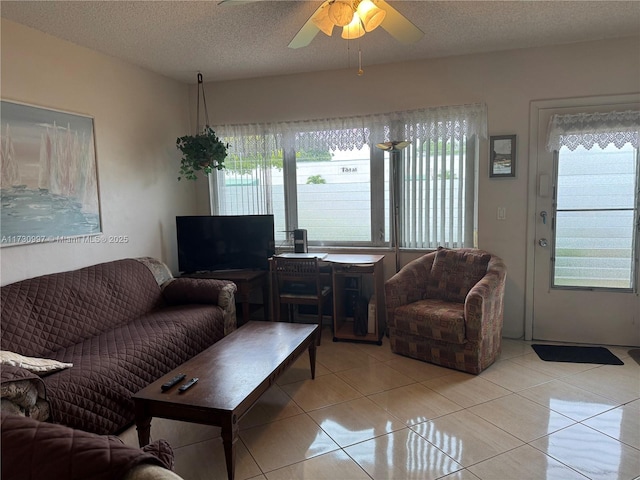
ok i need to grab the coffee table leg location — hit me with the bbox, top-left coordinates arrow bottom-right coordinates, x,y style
308,342 -> 316,379
135,415 -> 152,447
221,414 -> 238,480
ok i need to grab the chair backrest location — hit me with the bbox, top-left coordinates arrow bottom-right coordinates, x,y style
273,257 -> 322,296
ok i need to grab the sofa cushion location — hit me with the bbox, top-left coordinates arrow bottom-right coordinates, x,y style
43,304 -> 226,435
427,248 -> 491,303
391,299 -> 466,344
0,259 -> 164,357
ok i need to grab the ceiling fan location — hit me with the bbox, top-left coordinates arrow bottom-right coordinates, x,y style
219,0 -> 424,49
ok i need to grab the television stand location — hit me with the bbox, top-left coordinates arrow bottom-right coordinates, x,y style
181,269 -> 269,325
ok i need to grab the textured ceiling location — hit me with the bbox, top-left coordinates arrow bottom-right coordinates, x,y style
2,1 -> 639,83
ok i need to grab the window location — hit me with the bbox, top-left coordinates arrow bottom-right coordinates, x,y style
547,110 -> 640,290
553,144 -> 638,289
211,104 -> 486,249
398,135 -> 475,249
296,144 -> 373,243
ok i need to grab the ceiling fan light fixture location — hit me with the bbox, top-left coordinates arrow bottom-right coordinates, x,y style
341,13 -> 364,39
356,0 -> 386,32
328,1 -> 355,27
376,141 -> 411,151
312,5 -> 335,36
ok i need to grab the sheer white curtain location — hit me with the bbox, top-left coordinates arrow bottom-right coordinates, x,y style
547,110 -> 639,151
211,103 -> 487,248
216,103 -> 486,154
210,131 -> 279,215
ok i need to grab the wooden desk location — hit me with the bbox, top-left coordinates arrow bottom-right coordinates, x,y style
182,270 -> 269,324
325,254 -> 386,345
270,254 -> 386,344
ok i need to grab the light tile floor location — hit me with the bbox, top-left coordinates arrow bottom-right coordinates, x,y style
119,328 -> 640,480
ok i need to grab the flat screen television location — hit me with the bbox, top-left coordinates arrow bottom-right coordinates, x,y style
176,215 -> 275,273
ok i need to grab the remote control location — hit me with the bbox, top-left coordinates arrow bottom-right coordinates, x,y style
161,373 -> 186,392
178,377 -> 199,393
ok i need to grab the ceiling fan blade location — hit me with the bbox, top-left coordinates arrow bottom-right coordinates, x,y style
288,2 -> 328,49
377,0 -> 424,44
218,0 -> 261,5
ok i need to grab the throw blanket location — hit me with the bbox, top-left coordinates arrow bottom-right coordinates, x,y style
1,412 -> 174,480
0,365 -> 49,420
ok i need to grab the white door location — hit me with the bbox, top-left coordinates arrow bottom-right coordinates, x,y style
530,98 -> 640,346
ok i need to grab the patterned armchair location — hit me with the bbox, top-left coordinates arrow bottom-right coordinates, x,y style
385,247 -> 506,374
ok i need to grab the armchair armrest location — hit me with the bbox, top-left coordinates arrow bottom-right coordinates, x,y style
385,252 -> 437,324
161,278 -> 238,335
464,256 -> 507,343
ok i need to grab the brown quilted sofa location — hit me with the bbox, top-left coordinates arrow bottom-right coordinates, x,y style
385,247 -> 506,374
0,257 -> 237,435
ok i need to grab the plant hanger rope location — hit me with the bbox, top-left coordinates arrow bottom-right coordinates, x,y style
176,73 -> 228,180
196,72 -> 211,133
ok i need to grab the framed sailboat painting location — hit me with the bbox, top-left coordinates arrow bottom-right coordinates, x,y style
0,100 -> 102,246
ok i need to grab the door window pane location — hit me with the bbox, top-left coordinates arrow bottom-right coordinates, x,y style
553,144 -> 638,289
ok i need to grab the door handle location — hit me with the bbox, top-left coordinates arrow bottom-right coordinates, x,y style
538,238 -> 548,247
540,211 -> 547,224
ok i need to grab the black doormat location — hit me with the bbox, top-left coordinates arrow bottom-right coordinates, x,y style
531,344 -> 624,365
628,349 -> 640,366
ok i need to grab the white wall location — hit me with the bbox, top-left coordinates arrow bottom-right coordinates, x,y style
201,36 -> 640,338
0,19 -> 196,285
3,20 -> 638,336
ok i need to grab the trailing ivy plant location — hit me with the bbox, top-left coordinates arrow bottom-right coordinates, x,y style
176,126 -> 228,180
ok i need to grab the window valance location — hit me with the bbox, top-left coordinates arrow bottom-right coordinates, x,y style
215,103 -> 487,157
546,110 -> 640,152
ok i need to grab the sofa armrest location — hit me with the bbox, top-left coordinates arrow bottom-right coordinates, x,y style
162,278 -> 238,335
162,278 -> 235,305
464,257 -> 507,343
123,464 -> 185,480
1,412 -> 174,480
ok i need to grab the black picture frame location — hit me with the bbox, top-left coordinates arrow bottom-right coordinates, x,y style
489,135 -> 516,178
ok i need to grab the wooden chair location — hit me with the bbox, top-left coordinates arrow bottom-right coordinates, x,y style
272,257 -> 331,345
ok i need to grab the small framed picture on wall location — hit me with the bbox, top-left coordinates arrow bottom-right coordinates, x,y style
489,135 -> 516,178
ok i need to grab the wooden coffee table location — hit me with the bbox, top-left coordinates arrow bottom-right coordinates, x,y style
133,321 -> 318,480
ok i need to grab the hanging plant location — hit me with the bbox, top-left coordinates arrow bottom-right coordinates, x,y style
177,126 -> 228,180
177,73 -> 229,181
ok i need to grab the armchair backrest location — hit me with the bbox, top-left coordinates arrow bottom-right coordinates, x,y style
385,247 -> 505,309
427,248 -> 492,302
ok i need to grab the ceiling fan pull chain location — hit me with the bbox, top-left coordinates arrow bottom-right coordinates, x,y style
357,24 -> 363,76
